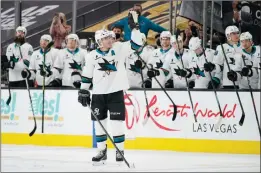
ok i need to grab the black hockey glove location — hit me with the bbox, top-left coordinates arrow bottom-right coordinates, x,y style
176,68 -> 191,78
134,60 -> 143,69
128,11 -> 139,30
227,70 -> 238,82
165,79 -> 173,88
78,89 -> 91,107
147,68 -> 160,78
241,66 -> 253,77
188,80 -> 195,88
73,81 -> 81,89
71,71 -> 82,89
204,62 -> 215,72
21,69 -> 31,79
49,78 -> 62,87
142,78 -> 152,88
207,77 -> 220,89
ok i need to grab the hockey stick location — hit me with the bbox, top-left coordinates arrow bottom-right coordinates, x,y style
18,46 -> 37,136
135,52 -> 178,121
3,54 -> 13,106
25,78 -> 37,137
138,60 -> 151,125
6,70 -> 11,106
201,48 -> 224,129
193,28 -> 223,127
241,55 -> 261,136
174,34 -> 197,123
42,41 -> 54,134
87,104 -> 135,169
217,35 -> 246,126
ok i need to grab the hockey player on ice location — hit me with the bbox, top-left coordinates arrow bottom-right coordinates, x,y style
52,34 -> 87,88
78,26 -> 145,165
238,32 -> 260,89
212,25 -> 243,89
26,35 -> 59,87
154,35 -> 193,88
146,31 -> 172,88
4,26 -> 34,87
188,37 -> 222,89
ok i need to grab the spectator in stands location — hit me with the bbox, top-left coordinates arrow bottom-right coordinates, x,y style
111,4 -> 167,41
112,26 -> 123,42
49,12 -> 71,49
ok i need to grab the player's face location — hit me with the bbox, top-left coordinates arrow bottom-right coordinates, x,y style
230,32 -> 240,42
172,40 -> 183,51
67,39 -> 77,49
241,39 -> 252,49
16,31 -> 25,38
101,36 -> 113,49
40,39 -> 49,49
160,37 -> 170,48
113,28 -> 122,34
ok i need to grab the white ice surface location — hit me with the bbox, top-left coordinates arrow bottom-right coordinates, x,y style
1,144 -> 260,172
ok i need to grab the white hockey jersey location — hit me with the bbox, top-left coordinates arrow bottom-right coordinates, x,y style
161,48 -> 192,88
252,53 -> 261,89
189,48 -> 221,88
6,42 -> 34,82
243,46 -> 260,89
213,43 -> 243,87
81,46 -> 129,94
148,47 -> 172,88
53,48 -> 87,87
125,42 -> 151,88
29,48 -> 59,86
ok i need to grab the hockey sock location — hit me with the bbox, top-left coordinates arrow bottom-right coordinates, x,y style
111,120 -> 125,151
94,119 -> 108,151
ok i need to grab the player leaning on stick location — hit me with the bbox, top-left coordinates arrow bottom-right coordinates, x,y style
239,32 -> 260,89
212,25 -> 243,89
3,26 -> 34,87
26,35 -> 59,87
78,10 -> 146,164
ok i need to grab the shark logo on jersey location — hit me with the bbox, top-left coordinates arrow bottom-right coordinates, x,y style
228,57 -> 235,65
39,62 -> 52,76
10,55 -> 19,63
173,66 -> 184,79
156,60 -> 163,69
69,60 -> 82,71
129,64 -> 141,74
98,58 -> 117,75
193,65 -> 205,77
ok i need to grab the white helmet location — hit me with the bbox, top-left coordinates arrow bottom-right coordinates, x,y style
109,31 -> 116,39
16,26 -> 27,36
225,25 -> 239,38
131,29 -> 146,46
160,31 -> 172,39
170,35 -> 182,45
40,34 -> 52,42
95,29 -> 111,47
66,34 -> 80,47
240,32 -> 252,41
189,37 -> 202,51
